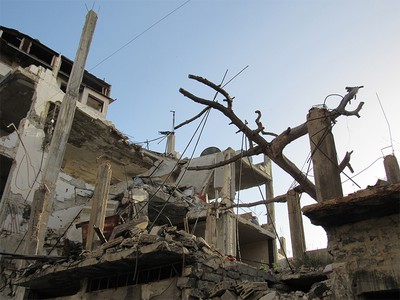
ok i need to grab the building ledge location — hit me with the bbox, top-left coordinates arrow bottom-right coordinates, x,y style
302,183 -> 400,228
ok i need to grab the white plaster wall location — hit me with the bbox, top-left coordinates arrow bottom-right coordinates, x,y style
1,66 -> 120,243
1,67 -> 94,232
0,131 -> 18,158
9,120 -> 45,200
79,86 -> 109,118
0,60 -> 12,77
54,172 -> 93,203
29,66 -> 64,115
48,205 -> 84,242
0,119 -> 46,232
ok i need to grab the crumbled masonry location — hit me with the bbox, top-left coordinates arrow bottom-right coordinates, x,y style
1,22 -> 400,300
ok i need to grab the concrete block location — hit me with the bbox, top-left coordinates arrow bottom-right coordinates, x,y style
149,225 -> 164,236
323,264 -> 333,274
259,291 -> 278,300
221,290 -> 238,300
182,266 -> 193,277
209,280 -> 235,297
181,288 -> 206,299
196,236 -> 211,248
139,241 -> 170,254
226,270 -> 241,280
204,258 -> 221,270
197,280 -> 216,293
202,272 -> 223,283
139,233 -> 158,244
177,277 -> 196,288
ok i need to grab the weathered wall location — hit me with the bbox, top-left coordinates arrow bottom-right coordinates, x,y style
327,213 -> 400,299
0,66 -> 104,253
0,60 -> 12,77
51,278 -> 179,300
240,240 -> 269,268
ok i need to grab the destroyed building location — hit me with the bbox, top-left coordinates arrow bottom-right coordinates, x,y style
0,22 -> 278,299
1,11 -> 399,300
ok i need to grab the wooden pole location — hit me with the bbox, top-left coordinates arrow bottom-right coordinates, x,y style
287,190 -> 306,260
24,10 -> 97,256
307,108 -> 343,202
221,150 -> 236,256
264,155 -> 277,263
86,160 -> 112,251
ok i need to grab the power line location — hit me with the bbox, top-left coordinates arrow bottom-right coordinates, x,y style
89,0 -> 192,71
342,156 -> 383,184
376,93 -> 394,154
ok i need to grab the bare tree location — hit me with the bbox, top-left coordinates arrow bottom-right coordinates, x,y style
178,74 -> 364,201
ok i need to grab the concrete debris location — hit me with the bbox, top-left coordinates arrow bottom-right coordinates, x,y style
2,23 -> 398,300
209,280 -> 236,297
259,291 -> 279,300
308,281 -> 331,300
236,281 -> 269,299
14,222 -> 329,299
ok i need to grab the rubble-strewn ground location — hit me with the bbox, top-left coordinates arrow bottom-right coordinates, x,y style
5,218 -> 334,300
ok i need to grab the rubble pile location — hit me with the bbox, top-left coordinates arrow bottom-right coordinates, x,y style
14,216 -> 335,299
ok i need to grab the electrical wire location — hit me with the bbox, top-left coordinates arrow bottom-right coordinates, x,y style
7,124 -> 37,191
323,93 -> 343,106
131,106 -> 211,221
89,0 -> 192,71
139,68 -> 230,227
376,93 -> 394,154
148,108 -> 211,230
243,142 -> 294,273
342,156 -> 383,184
308,121 -> 361,189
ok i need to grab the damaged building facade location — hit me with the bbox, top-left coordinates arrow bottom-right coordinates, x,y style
0,23 -> 278,299
1,11 -> 400,300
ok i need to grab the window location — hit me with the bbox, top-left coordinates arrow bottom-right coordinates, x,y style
86,94 -> 104,112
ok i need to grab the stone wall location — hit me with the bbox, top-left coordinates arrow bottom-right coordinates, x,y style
327,213 -> 400,299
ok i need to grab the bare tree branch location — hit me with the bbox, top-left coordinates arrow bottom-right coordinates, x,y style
271,122 -> 308,154
339,150 -> 354,173
180,85 -> 317,199
253,110 -> 278,137
179,75 -> 364,202
175,106 -> 210,130
179,88 -> 270,147
331,86 -> 364,118
188,75 -> 234,110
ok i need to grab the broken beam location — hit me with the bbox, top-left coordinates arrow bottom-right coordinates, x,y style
0,252 -> 66,262
93,226 -> 107,244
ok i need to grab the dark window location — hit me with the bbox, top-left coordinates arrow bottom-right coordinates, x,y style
86,94 -> 104,112
0,155 -> 13,200
87,262 -> 182,292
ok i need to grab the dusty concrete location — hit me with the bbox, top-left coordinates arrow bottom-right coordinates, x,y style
304,183 -> 400,299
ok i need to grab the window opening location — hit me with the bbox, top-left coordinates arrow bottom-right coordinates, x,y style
86,94 -> 104,112
0,155 -> 13,200
87,261 -> 183,292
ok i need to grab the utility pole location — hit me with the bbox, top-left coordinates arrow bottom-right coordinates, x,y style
287,190 -> 306,260
24,10 -> 98,256
85,159 -> 112,251
307,108 -> 343,201
264,155 -> 277,263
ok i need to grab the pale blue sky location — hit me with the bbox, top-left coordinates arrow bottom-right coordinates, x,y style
1,0 -> 399,253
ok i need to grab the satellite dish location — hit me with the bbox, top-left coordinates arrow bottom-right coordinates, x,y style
200,146 -> 221,156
